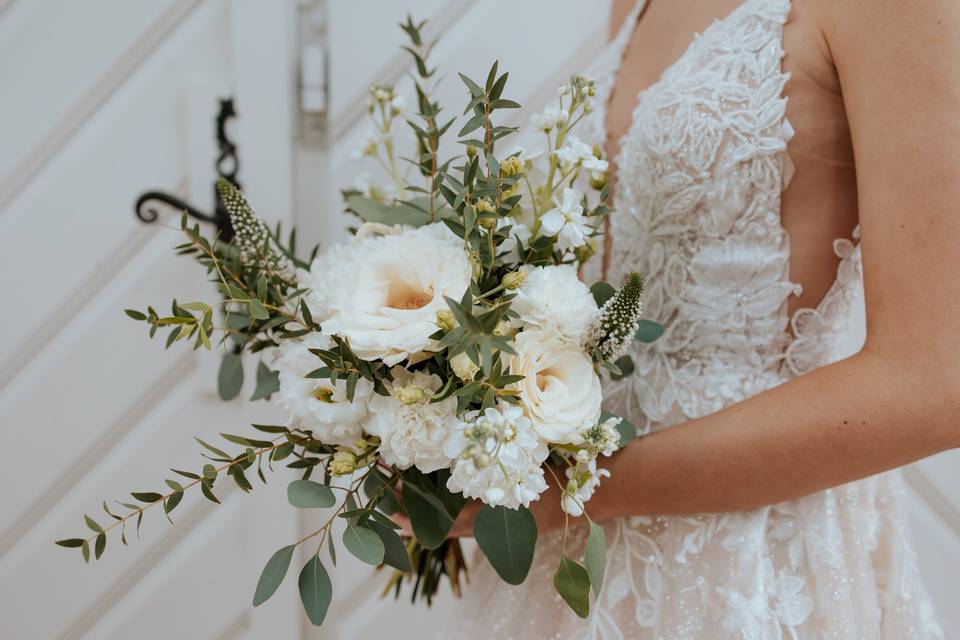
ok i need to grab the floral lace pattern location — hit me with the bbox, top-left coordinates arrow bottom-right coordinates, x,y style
445,1 -> 942,638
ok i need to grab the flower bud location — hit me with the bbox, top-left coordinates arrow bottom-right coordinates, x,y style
558,83 -> 571,97
475,197 -> 496,214
330,449 -> 357,476
493,319 -> 514,337
589,169 -> 609,191
436,310 -> 456,332
312,385 -> 335,403
396,385 -> 428,405
500,156 -> 523,177
501,269 -> 526,290
450,351 -> 480,381
466,145 -> 478,159
576,449 -> 592,464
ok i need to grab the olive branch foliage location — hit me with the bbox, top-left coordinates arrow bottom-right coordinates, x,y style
56,14 -> 663,625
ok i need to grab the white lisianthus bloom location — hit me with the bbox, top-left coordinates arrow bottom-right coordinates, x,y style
561,459 -> 611,517
507,329 -> 602,444
540,187 -> 592,253
444,404 -> 549,509
274,333 -> 373,449
363,367 -> 456,473
305,223 -> 471,366
511,264 -> 599,343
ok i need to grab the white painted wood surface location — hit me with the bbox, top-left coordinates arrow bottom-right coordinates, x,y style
1,0 -> 956,638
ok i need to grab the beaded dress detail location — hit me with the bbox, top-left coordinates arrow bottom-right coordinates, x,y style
447,1 -> 942,637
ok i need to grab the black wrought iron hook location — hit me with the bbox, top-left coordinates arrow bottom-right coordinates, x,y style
134,98 -> 241,241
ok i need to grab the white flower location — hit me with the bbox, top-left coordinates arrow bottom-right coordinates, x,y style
450,351 -> 479,381
554,135 -> 608,172
390,94 -> 406,113
274,333 -> 373,449
561,458 -> 611,517
511,264 -> 599,343
305,223 -> 472,366
507,328 -> 602,444
352,130 -> 381,159
352,173 -> 396,204
540,187 -> 592,253
364,367 -> 456,473
444,404 -> 549,509
530,104 -> 568,133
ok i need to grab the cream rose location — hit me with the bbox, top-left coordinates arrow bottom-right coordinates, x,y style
507,329 -> 602,444
305,223 -> 471,366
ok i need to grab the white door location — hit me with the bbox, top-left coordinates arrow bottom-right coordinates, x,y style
0,1 -> 302,637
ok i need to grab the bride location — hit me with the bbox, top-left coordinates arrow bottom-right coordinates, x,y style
444,0 -> 957,637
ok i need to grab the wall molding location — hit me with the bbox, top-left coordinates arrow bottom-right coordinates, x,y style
328,0 -> 473,144
903,466 -> 960,540
0,0 -> 205,211
0,353 -> 197,560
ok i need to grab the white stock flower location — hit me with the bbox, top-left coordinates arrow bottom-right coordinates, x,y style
530,104 -> 568,133
540,187 -> 592,253
444,404 -> 549,509
554,135 -> 608,172
363,367 -> 456,473
561,458 -> 611,517
511,264 -> 599,343
274,333 -> 373,449
305,223 -> 472,366
507,328 -> 602,444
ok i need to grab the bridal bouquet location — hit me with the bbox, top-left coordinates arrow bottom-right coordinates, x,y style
56,16 -> 661,625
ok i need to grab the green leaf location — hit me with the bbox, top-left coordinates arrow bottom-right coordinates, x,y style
473,505 -> 537,585
84,515 -> 103,533
55,538 -> 85,548
298,555 -> 333,626
610,355 -> 635,381
164,491 -> 184,514
590,281 -> 616,307
131,492 -> 162,503
253,544 -> 296,606
94,532 -> 106,560
287,480 -> 336,508
402,480 -> 453,550
554,555 -> 591,618
218,352 -> 244,400
250,362 -> 280,401
634,319 -> 665,343
249,299 -> 270,321
368,520 -> 411,572
346,195 -> 430,227
584,522 -> 607,596
342,523 -> 385,565
124,309 -> 147,321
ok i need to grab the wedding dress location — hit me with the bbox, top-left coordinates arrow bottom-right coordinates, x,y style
448,0 -> 943,638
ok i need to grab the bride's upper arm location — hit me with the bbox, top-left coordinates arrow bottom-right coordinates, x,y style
824,0 -> 960,389
609,0 -> 636,39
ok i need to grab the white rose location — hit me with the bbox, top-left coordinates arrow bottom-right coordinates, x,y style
274,333 -> 373,449
305,223 -> 472,366
364,367 -> 456,473
511,264 -> 599,343
508,329 -> 602,444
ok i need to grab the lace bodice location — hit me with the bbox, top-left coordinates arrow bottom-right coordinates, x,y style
447,1 -> 942,638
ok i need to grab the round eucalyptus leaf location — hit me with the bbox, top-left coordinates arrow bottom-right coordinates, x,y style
218,352 -> 244,400
343,523 -> 385,565
287,480 -> 336,509
473,505 -> 537,585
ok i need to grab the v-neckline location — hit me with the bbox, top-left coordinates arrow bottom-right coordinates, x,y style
604,0 -> 759,159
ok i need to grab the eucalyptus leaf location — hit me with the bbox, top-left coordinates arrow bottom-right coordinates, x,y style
402,480 -> 453,550
584,522 -> 607,596
217,351 -> 244,400
368,520 -> 412,572
634,319 -> 665,343
473,505 -> 537,585
342,523 -> 385,565
554,555 -> 591,618
298,555 -> 333,626
346,195 -> 430,227
287,480 -> 336,509
253,544 -> 295,606
250,362 -> 280,401
590,281 -> 616,307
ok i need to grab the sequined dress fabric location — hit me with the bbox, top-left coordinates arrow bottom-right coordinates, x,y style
445,1 -> 943,637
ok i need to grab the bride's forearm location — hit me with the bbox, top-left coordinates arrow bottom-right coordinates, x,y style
592,348 -> 960,519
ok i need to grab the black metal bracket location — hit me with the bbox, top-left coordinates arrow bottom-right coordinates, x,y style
134,98 -> 240,241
